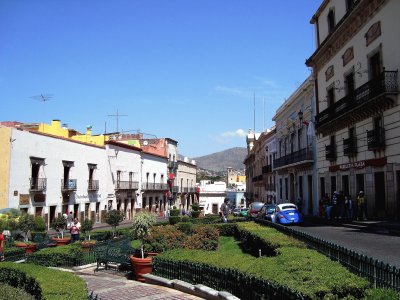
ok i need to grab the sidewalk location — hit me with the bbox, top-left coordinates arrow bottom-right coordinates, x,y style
304,216 -> 400,236
75,266 -> 203,300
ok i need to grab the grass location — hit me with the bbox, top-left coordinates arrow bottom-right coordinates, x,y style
217,236 -> 252,257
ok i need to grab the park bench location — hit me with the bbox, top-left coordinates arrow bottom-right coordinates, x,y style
33,234 -> 57,250
93,237 -> 139,273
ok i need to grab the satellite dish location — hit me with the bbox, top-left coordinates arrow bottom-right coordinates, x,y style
143,140 -> 148,146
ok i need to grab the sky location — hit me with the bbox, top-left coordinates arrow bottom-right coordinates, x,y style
0,1 -> 321,158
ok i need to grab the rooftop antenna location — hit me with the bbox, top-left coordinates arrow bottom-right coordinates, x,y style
107,109 -> 127,133
253,92 -> 256,133
263,96 -> 265,131
30,93 -> 53,102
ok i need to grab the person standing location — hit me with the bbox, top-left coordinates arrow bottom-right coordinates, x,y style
357,191 -> 367,220
67,211 -> 74,229
220,198 -> 230,223
70,218 -> 81,243
0,231 -> 4,261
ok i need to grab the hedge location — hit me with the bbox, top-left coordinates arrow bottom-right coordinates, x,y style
4,247 -> 25,262
0,283 -> 35,300
0,262 -> 88,299
26,243 -> 84,267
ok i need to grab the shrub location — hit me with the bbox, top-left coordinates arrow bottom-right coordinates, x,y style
105,210 -> 124,237
0,283 -> 35,300
27,243 -> 84,267
17,214 -> 35,242
81,218 -> 94,240
169,209 -> 180,217
181,215 -> 190,222
176,222 -> 193,235
143,225 -> 186,253
51,214 -> 68,238
191,211 -> 201,218
31,231 -> 47,241
363,288 -> 399,300
0,262 -> 88,300
212,223 -> 237,236
3,247 -> 25,262
183,226 -> 219,251
34,216 -> 46,231
169,216 -> 181,225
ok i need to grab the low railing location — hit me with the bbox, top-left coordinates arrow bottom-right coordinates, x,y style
255,219 -> 400,292
88,180 -> 99,191
115,181 -> 139,190
61,179 -> 77,192
142,183 -> 168,190
152,259 -> 304,300
30,178 -> 47,192
273,148 -> 313,169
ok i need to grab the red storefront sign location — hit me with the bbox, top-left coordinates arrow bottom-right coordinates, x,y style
329,157 -> 387,172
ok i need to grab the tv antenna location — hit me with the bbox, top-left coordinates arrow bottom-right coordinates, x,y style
30,94 -> 54,102
107,109 -> 127,133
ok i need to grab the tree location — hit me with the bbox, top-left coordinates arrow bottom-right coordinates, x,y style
130,211 -> 156,258
17,214 -> 35,242
81,218 -> 94,240
105,210 -> 124,237
51,215 -> 68,239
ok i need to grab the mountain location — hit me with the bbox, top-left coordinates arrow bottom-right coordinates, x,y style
193,147 -> 247,172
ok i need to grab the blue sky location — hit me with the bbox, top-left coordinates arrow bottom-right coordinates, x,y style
0,1 -> 321,158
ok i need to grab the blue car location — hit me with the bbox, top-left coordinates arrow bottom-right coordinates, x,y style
273,203 -> 303,225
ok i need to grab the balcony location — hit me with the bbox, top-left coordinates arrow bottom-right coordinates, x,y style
262,165 -> 272,174
316,71 -> 398,135
367,127 -> 385,151
115,181 -> 139,190
273,148 -> 313,169
343,137 -> 357,156
168,161 -> 177,169
266,184 -> 276,191
61,179 -> 77,192
87,180 -> 99,191
325,144 -> 336,161
30,178 -> 47,192
141,182 -> 168,191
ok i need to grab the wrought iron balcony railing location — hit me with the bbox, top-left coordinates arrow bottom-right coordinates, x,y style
325,144 -> 337,161
30,178 -> 47,192
273,148 -> 313,169
142,182 -> 169,191
115,181 -> 139,190
266,184 -> 276,191
61,179 -> 77,192
367,127 -> 385,151
262,165 -> 272,174
87,180 -> 99,191
343,137 -> 357,156
316,71 -> 398,132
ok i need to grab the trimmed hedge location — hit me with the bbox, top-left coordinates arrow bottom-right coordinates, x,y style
26,243 -> 83,267
0,262 -> 88,300
0,283 -> 35,300
4,247 -> 25,262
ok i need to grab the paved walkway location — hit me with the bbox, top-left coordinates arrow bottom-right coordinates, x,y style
76,267 -> 203,300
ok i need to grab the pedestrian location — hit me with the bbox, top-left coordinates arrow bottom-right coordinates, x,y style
220,198 -> 230,223
324,193 -> 332,220
67,211 -> 74,229
357,191 -> 367,220
296,196 -> 303,213
345,194 -> 353,220
70,218 -> 81,243
337,191 -> 345,219
331,191 -> 338,219
0,230 -> 5,261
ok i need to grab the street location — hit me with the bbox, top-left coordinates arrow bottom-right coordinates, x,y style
292,222 -> 400,268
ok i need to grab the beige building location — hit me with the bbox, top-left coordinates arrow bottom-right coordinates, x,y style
306,0 -> 400,218
175,157 -> 197,211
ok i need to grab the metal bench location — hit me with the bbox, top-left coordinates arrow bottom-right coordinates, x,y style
93,238 -> 138,273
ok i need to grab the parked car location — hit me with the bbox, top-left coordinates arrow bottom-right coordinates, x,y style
273,203 -> 303,225
247,202 -> 264,220
239,208 -> 249,217
257,204 -> 277,222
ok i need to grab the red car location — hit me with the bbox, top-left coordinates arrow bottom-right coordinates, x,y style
247,202 -> 264,220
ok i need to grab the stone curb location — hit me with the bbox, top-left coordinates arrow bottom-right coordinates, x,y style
142,274 -> 240,300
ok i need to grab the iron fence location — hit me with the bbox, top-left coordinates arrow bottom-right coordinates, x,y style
255,219 -> 400,292
152,259 -> 306,300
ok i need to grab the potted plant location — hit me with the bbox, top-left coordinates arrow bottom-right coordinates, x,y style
130,211 -> 157,282
105,209 -> 124,237
51,214 -> 70,246
14,214 -> 37,253
80,218 -> 95,252
191,202 -> 201,218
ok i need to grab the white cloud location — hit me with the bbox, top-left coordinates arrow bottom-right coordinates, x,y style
214,85 -> 247,96
221,129 -> 247,138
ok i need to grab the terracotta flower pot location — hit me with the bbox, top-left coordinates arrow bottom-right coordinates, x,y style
130,255 -> 152,282
52,237 -> 71,246
81,241 -> 96,253
15,243 -> 37,254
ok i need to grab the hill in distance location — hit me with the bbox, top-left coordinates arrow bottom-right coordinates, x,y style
193,147 -> 247,172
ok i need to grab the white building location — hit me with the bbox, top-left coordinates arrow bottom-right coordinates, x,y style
198,180 -> 226,215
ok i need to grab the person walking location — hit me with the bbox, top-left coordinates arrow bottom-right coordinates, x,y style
70,218 -> 81,243
220,198 -> 230,223
357,191 -> 367,220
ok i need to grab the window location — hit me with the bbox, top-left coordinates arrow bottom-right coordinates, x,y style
117,171 -> 121,184
279,178 -> 283,199
369,51 -> 382,80
327,87 -> 335,107
129,172 -> 133,183
327,9 -> 335,33
297,128 -> 302,150
345,71 -> 355,96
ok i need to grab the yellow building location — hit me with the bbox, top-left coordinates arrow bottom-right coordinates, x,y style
0,126 -> 11,209
237,175 -> 246,183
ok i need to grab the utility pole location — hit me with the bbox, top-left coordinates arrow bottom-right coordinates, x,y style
107,109 -> 127,133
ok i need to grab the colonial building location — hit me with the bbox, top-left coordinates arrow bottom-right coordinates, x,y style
198,180 -> 226,215
272,76 -> 317,214
306,0 -> 400,218
244,130 -> 260,204
175,157 -> 197,211
263,127 -> 277,204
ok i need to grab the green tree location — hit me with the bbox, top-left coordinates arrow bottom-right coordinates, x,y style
18,214 -> 35,242
130,211 -> 157,258
51,215 -> 68,238
105,210 -> 124,237
81,218 -> 94,240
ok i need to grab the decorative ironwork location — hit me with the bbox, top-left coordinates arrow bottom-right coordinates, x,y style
367,127 -> 385,150
61,179 -> 77,192
316,71 -> 398,134
30,178 -> 47,192
88,180 -> 99,191
273,148 -> 313,169
343,136 -> 357,156
325,144 -> 336,161
115,181 -> 139,190
142,182 -> 168,191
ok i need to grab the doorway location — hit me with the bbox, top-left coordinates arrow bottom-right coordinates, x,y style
308,175 -> 313,215
356,174 -> 364,196
330,176 -> 336,196
342,175 -> 349,196
74,204 -> 79,218
289,174 -> 295,203
374,172 -> 385,210
49,206 -> 56,225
